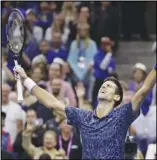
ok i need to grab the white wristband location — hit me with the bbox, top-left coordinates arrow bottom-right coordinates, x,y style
24,78 -> 36,92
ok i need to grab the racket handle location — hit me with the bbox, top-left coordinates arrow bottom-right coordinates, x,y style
14,60 -> 24,102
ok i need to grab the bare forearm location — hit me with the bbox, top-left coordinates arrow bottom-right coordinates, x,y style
143,68 -> 156,92
22,132 -> 36,157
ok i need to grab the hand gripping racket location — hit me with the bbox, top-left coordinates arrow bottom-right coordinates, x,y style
6,9 -> 26,102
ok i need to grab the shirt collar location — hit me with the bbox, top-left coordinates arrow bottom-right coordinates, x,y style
93,107 -> 116,119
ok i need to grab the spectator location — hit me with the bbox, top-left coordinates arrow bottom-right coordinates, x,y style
51,78 -> 70,105
2,111 -> 13,153
45,110 -> 65,134
22,123 -> 58,159
2,47 -> 14,84
49,2 -> 58,20
13,108 -> 44,159
131,105 -> 156,157
23,31 -> 40,62
25,9 -> 43,44
128,63 -> 153,115
31,65 -> 47,83
75,82 -> 93,111
39,35 -> 68,65
21,89 -> 38,111
2,2 -> 12,47
47,62 -> 77,107
45,14 -> 70,45
92,37 -> 116,108
9,91 -> 18,103
61,2 -> 77,26
35,1 -> 53,30
31,54 -> 48,80
57,120 -> 82,159
61,2 -> 78,45
68,23 -> 97,96
92,2 -> 120,50
68,6 -> 91,47
2,84 -> 26,144
39,40 -> 52,64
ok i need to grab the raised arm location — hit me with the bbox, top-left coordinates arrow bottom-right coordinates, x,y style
22,124 -> 38,158
131,65 -> 156,112
14,67 -> 66,114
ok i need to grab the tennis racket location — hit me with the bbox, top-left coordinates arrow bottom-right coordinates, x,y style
6,9 -> 26,102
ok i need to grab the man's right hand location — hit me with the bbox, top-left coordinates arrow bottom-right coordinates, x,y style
25,123 -> 36,133
13,66 -> 28,82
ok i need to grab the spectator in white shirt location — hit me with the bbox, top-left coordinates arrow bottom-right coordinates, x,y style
45,14 -> 70,45
131,105 -> 156,157
2,84 -> 26,144
26,9 -> 43,44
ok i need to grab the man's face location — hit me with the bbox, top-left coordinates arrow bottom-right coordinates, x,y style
43,132 -> 57,149
40,2 -> 49,11
132,69 -> 145,83
31,67 -> 43,83
55,15 -> 64,27
52,32 -> 62,47
26,110 -> 37,124
60,120 -> 72,134
51,78 -> 61,96
101,42 -> 112,52
48,63 -> 61,80
78,27 -> 89,39
98,81 -> 118,103
26,12 -> 36,23
39,41 -> 50,54
2,85 -> 10,104
80,7 -> 89,19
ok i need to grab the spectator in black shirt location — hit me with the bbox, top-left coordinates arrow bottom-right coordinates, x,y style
13,108 -> 44,159
57,120 -> 82,159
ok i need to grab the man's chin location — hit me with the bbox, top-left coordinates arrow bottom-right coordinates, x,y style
98,97 -> 106,101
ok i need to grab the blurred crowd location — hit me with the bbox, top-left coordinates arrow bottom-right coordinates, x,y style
1,1 -> 156,160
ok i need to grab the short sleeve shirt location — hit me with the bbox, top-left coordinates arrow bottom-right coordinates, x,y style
65,102 -> 139,159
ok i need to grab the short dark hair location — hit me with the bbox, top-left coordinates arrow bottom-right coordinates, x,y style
26,108 -> 37,116
104,77 -> 123,107
39,153 -> 51,160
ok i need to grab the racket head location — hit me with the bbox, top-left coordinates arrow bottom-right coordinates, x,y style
6,8 -> 26,58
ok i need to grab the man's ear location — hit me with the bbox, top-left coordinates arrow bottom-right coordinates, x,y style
114,95 -> 120,102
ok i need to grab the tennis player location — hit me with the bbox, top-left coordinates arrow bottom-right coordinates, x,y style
14,64 -> 156,159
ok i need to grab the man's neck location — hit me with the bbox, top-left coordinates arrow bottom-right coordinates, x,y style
96,100 -> 114,118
